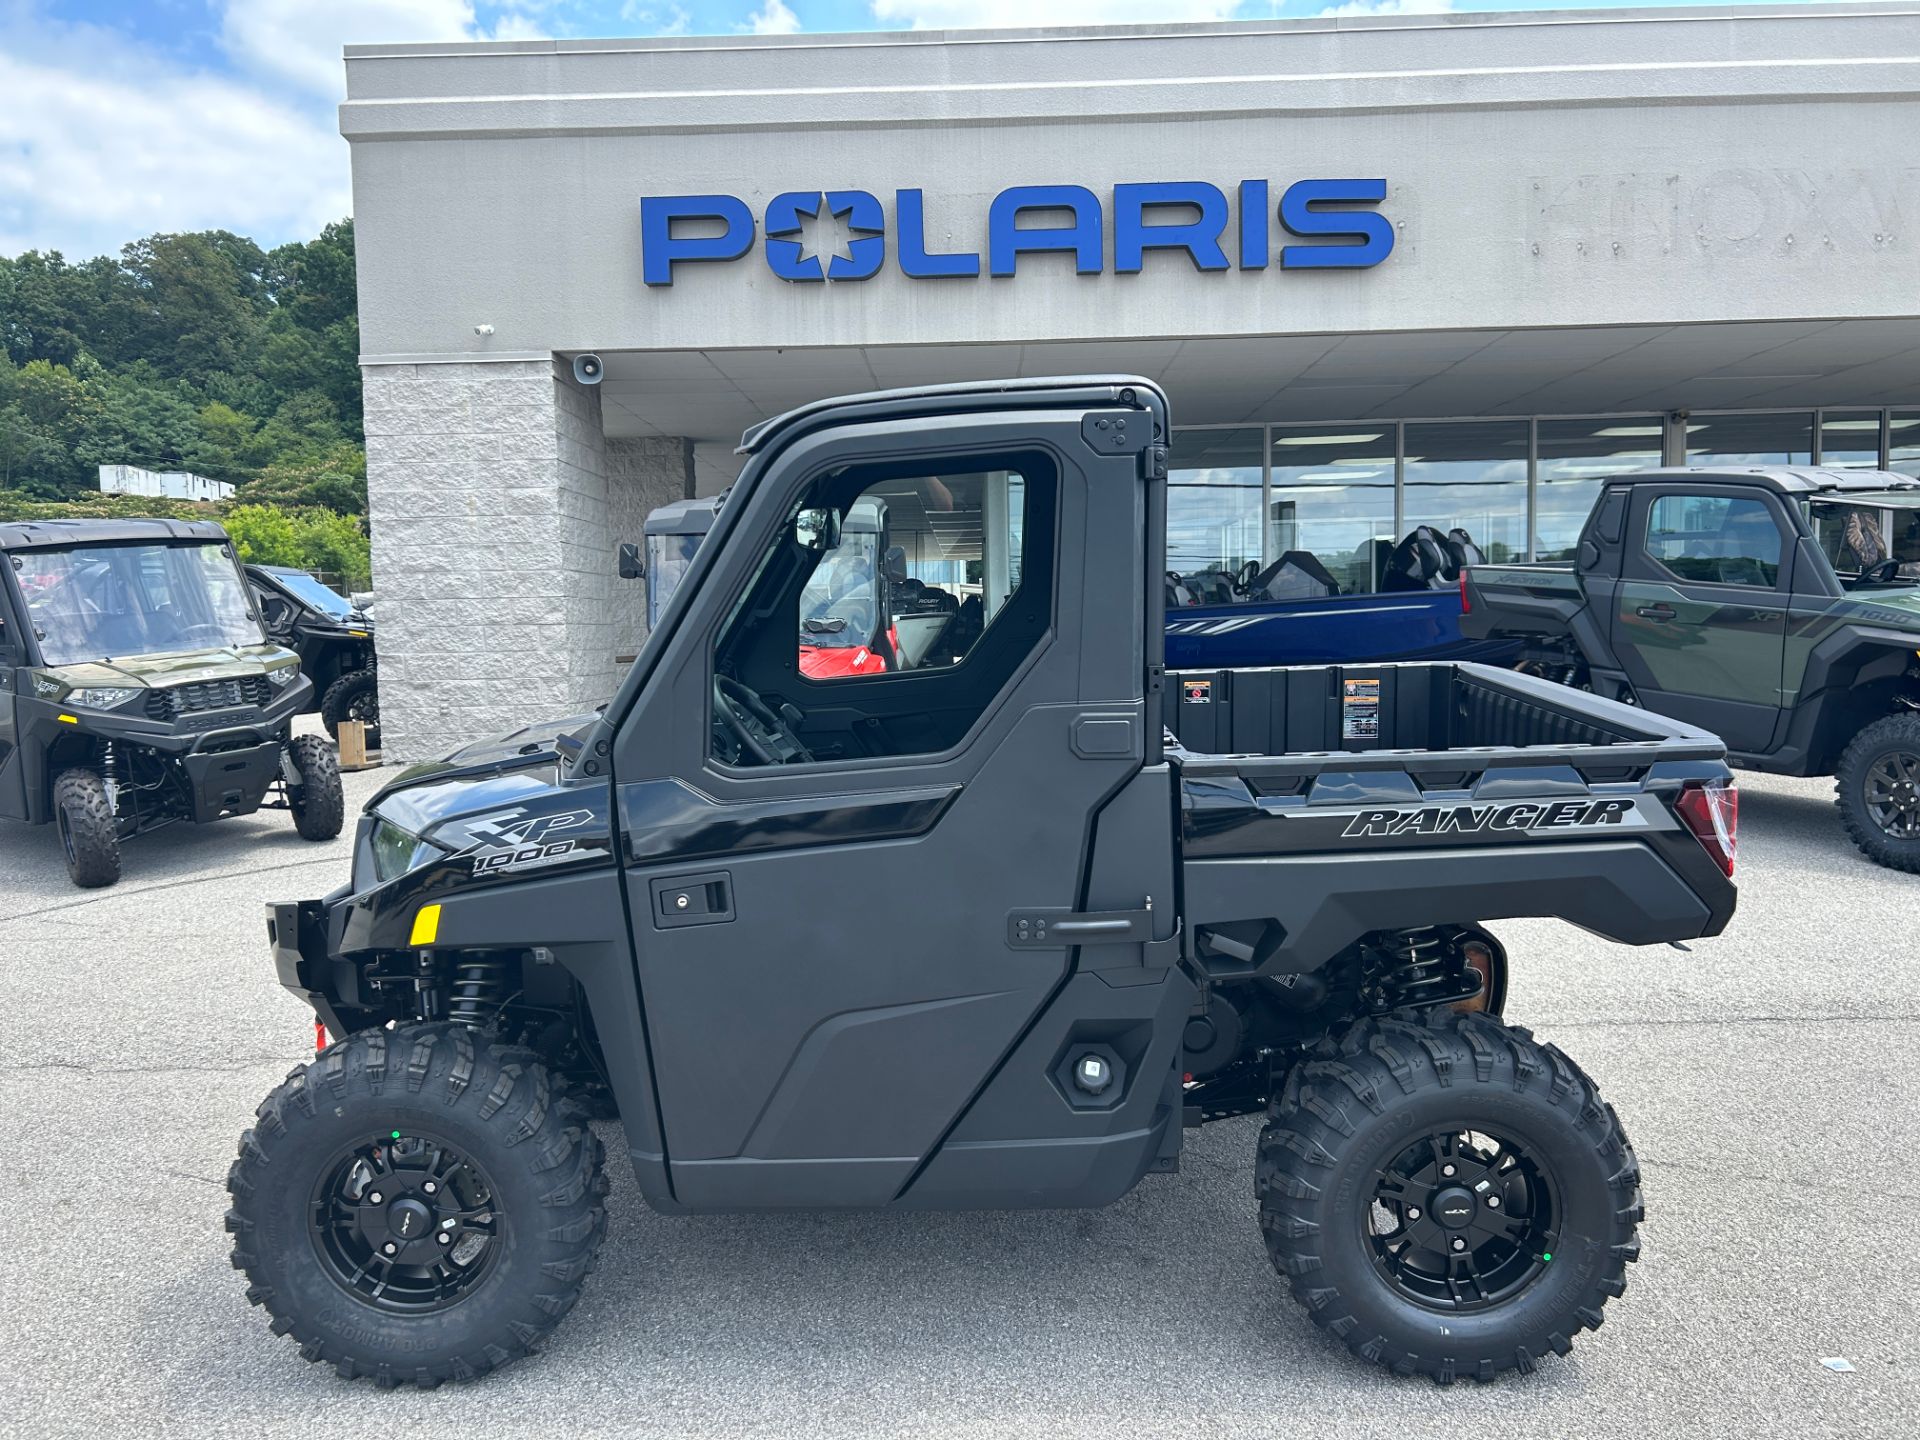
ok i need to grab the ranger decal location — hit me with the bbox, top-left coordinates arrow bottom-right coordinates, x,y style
1342,798 -> 1638,838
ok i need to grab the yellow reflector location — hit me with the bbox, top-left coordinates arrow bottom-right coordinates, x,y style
409,904 -> 442,946
350,630 -> 369,637
57,714 -> 78,724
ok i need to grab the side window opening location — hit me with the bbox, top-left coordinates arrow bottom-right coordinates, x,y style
1645,494 -> 1783,588
711,454 -> 1057,768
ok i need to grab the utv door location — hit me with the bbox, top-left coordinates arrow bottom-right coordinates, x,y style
609,412 -> 1160,1210
1611,484 -> 1793,753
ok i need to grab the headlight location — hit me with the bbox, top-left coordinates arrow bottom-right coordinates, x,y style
368,818 -> 444,883
67,686 -> 141,709
266,666 -> 298,688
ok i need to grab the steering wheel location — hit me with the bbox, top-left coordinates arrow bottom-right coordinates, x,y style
713,675 -> 813,766
1234,560 -> 1260,595
1860,559 -> 1902,585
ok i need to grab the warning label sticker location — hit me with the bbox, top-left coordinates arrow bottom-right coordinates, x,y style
1183,679 -> 1213,703
1341,677 -> 1380,740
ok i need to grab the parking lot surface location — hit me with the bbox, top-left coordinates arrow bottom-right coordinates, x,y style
2,754 -> 1916,1439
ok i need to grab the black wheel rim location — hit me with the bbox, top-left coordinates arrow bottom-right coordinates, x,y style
348,687 -> 378,724
309,1128 -> 503,1314
1365,1127 -> 1559,1313
1862,750 -> 1920,839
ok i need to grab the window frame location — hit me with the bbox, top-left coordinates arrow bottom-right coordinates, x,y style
1640,490 -> 1790,591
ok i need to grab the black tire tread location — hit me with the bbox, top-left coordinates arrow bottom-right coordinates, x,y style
1257,1009 -> 1641,1384
53,767 -> 120,888
286,734 -> 345,840
226,1024 -> 609,1388
1835,712 -> 1920,873
320,670 -> 378,740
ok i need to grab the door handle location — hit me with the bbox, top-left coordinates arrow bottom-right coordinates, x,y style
1636,604 -> 1676,622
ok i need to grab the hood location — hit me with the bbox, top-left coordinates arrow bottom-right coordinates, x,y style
41,645 -> 296,688
367,712 -> 602,823
1836,585 -> 1920,630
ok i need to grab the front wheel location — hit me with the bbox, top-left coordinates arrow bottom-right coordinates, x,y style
1258,1011 -> 1641,1383
1835,713 -> 1920,872
53,767 -> 121,888
320,670 -> 379,741
226,1025 -> 609,1386
286,734 -> 344,841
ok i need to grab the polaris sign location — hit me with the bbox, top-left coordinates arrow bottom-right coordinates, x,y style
639,181 -> 1394,286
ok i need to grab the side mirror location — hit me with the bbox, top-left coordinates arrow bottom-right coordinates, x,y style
1578,539 -> 1602,571
618,542 -> 645,580
794,507 -> 842,553
883,545 -> 909,583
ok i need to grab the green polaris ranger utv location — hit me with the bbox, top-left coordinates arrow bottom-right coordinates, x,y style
0,519 -> 345,888
1463,467 -> 1920,870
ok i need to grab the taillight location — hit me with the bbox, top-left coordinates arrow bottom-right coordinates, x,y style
1459,569 -> 1471,614
315,1019 -> 330,1054
1675,780 -> 1738,877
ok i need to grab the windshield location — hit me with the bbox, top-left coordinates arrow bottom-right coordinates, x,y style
15,542 -> 264,666
799,532 -> 881,649
270,570 -> 355,621
1804,497 -> 1920,582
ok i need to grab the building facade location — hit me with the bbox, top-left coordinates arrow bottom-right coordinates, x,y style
343,3 -> 1920,758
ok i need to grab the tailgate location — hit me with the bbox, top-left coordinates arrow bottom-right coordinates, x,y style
1459,564 -> 1586,640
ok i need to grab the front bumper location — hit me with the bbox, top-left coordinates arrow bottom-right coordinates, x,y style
268,898 -> 348,1036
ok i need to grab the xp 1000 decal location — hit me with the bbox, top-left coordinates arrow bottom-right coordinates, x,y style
438,806 -> 607,876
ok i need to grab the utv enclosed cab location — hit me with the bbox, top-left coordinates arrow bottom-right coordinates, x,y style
235,377 -> 1738,1390
0,518 -> 343,886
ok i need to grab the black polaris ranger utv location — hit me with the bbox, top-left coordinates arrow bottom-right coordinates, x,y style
1462,467 -> 1920,870
229,379 -> 1738,1389
246,563 -> 378,740
0,519 -> 344,887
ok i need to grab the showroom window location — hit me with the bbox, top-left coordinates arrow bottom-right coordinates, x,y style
1266,426 -> 1397,594
1819,411 -> 1885,469
1686,412 -> 1814,467
1402,421 -> 1530,564
1535,418 -> 1665,561
1167,429 -> 1262,601
1889,412 -> 1920,479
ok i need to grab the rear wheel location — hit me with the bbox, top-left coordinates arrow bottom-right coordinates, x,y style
1257,1010 -> 1641,1382
286,735 -> 344,841
226,1025 -> 609,1386
53,767 -> 120,888
320,670 -> 379,742
1836,713 -> 1920,872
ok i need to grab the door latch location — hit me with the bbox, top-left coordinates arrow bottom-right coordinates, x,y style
1007,902 -> 1154,949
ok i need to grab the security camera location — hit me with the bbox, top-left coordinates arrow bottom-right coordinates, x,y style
572,353 -> 604,386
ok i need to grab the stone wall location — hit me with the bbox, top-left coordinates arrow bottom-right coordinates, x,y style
363,358 -> 613,760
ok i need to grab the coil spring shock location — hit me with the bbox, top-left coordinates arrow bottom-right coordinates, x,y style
100,740 -> 120,819
1377,928 -> 1453,1008
446,956 -> 510,1029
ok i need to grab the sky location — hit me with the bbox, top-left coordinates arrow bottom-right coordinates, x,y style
0,0 -> 1853,259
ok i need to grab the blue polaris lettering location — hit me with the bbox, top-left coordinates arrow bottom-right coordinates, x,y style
640,194 -> 756,286
1113,181 -> 1229,273
988,184 -> 1104,276
896,188 -> 980,278
638,182 -> 1394,283
1279,178 -> 1395,269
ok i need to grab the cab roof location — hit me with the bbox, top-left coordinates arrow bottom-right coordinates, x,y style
737,374 -> 1169,456
0,517 -> 231,551
1600,467 -> 1919,495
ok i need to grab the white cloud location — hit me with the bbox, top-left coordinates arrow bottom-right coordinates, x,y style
218,1 -> 478,99
871,1 -> 1244,27
621,3 -> 692,33
744,0 -> 803,34
0,14 -> 350,259
1316,0 -> 1455,17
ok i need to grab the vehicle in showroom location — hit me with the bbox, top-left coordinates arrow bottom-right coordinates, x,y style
0,519 -> 344,888
246,564 -> 378,741
1462,467 -> 1920,870
229,378 -> 1738,1388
